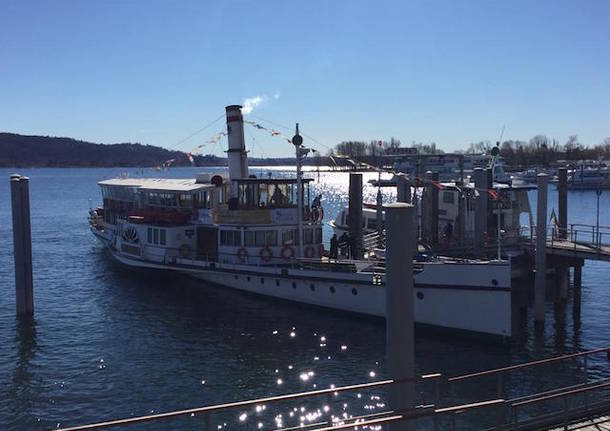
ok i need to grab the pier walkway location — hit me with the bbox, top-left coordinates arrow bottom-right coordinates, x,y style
541,224 -> 610,263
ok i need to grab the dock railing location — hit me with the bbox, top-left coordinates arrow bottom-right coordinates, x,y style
53,374 -> 443,431
54,348 -> 610,431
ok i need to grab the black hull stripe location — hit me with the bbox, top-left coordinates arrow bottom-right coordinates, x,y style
112,251 -> 511,293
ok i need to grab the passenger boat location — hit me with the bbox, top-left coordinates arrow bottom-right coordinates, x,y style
393,153 -> 511,183
89,105 -> 512,338
568,165 -> 610,190
330,180 -> 534,244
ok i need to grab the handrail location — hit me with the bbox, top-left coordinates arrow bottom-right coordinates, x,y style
511,380 -> 610,408
434,398 -> 505,414
54,376 -> 442,431
448,347 -> 610,382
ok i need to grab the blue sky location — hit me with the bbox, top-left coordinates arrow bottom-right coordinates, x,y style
1,0 -> 609,157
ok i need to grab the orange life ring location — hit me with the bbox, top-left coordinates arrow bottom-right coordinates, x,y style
236,247 -> 248,262
179,244 -> 191,257
259,246 -> 273,262
280,246 -> 295,260
304,245 -> 315,258
318,243 -> 324,257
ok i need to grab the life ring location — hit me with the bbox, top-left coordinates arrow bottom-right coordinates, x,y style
179,244 -> 191,257
259,246 -> 273,262
280,246 -> 295,260
236,247 -> 248,263
318,243 -> 324,257
304,245 -> 315,258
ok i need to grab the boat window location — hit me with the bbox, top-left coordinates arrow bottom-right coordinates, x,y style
147,228 -> 152,243
304,228 -> 313,245
368,218 -> 378,230
266,230 -> 277,246
180,193 -> 193,208
314,227 -> 322,244
195,191 -> 210,209
220,230 -> 242,246
160,229 -> 166,246
443,191 -> 455,204
255,230 -> 266,246
244,231 -> 255,246
282,229 -> 297,245
153,228 -> 159,244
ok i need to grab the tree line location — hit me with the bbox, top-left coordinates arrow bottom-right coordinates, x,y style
330,135 -> 610,167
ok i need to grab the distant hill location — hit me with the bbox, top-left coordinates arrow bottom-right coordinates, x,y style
0,132 -> 340,168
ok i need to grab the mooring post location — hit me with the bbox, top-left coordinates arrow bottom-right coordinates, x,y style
474,168 -> 487,258
422,171 -> 433,245
386,203 -> 415,430
348,173 -> 363,260
558,267 -> 569,300
573,263 -> 582,321
535,173 -> 548,324
558,167 -> 568,240
430,171 -> 439,247
10,174 -> 34,316
396,174 -> 411,204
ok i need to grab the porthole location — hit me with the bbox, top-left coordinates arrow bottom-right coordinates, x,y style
276,280 -> 280,287
292,282 -> 297,289
352,288 -> 358,296
310,284 -> 315,291
247,276 -> 251,282
330,286 -> 336,294
417,291 -> 424,300
492,279 -> 498,286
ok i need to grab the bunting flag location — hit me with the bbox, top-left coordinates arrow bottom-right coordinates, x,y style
186,152 -> 194,164
550,208 -> 559,227
430,180 -> 446,190
487,189 -> 498,200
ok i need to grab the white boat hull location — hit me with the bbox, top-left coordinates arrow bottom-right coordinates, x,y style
101,230 -> 511,338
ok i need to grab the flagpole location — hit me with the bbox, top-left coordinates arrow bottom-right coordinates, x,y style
497,186 -> 501,261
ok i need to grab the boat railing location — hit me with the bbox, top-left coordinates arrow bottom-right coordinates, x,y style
160,247 -> 384,275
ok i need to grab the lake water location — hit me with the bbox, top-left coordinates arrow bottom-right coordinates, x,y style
1,167 -> 609,430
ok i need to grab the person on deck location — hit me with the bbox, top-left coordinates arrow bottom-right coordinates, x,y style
330,234 -> 339,260
443,221 -> 453,244
338,232 -> 349,258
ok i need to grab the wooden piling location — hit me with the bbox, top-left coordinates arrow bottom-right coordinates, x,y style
10,174 -> 34,316
535,173 -> 548,324
385,203 -> 415,429
558,167 -> 568,239
348,173 -> 363,259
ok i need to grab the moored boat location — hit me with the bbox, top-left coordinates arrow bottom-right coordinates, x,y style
89,105 -> 512,338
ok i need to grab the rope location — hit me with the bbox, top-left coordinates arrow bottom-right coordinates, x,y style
167,113 -> 225,150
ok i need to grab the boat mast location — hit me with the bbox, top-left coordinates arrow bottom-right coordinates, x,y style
292,124 -> 306,258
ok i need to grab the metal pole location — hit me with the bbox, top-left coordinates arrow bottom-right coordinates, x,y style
497,187 -> 501,261
596,187 -> 601,248
386,203 -> 415,430
293,124 -> 304,258
474,168 -> 487,258
431,171 -> 439,247
535,173 -> 548,324
10,174 -> 34,316
558,167 -> 568,239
